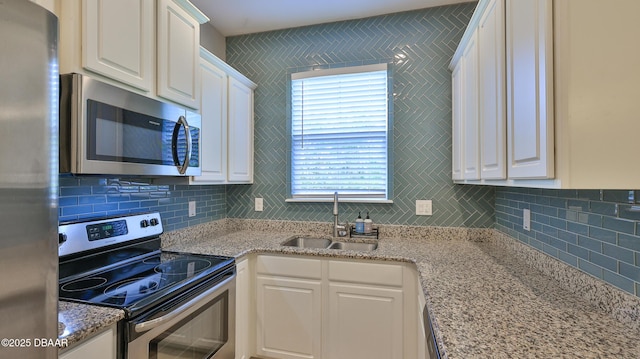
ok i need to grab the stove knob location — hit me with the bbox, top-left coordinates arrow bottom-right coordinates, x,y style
140,219 -> 149,228
150,218 -> 159,226
58,233 -> 67,246
139,284 -> 148,294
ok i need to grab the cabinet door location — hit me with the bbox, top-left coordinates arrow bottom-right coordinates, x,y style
256,276 -> 322,359
227,77 -> 254,183
58,324 -> 116,359
191,56 -> 228,184
451,61 -> 464,181
83,0 -> 153,91
328,283 -> 403,359
235,259 -> 250,359
462,30 -> 480,180
157,0 -> 200,109
506,0 -> 554,179
478,0 -> 506,179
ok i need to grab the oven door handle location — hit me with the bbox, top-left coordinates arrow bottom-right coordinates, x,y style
134,273 -> 234,334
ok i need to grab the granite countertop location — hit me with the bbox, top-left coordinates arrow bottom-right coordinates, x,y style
163,227 -> 640,359
58,300 -> 124,347
57,221 -> 640,357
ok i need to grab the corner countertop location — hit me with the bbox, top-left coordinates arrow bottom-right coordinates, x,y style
57,221 -> 640,357
163,226 -> 640,359
58,300 -> 124,347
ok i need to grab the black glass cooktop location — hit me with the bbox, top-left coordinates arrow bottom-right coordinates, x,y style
59,251 -> 234,318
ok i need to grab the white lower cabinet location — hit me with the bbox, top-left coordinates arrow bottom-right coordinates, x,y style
58,324 -> 116,359
235,258 -> 254,359
256,256 -> 322,359
254,255 -> 416,359
327,283 -> 403,359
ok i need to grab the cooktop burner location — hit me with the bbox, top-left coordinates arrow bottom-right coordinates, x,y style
153,257 -> 213,275
58,212 -> 236,319
59,251 -> 234,316
61,277 -> 108,292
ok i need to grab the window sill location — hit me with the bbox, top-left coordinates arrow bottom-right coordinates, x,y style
285,198 -> 393,204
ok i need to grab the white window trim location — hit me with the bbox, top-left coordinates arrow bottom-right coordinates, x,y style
287,63 -> 392,203
291,63 -> 387,80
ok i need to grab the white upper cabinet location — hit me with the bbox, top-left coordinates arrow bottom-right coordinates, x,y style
451,62 -> 464,181
227,76 -> 255,183
461,30 -> 480,180
191,48 -> 256,185
451,0 -> 640,188
505,0 -> 554,179
192,51 -> 228,184
478,0 -> 506,180
59,0 -> 208,110
157,0 -> 201,109
82,0 -> 153,91
450,20 -> 481,181
551,0 -> 640,188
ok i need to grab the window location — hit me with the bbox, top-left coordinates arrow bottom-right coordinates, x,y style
289,63 -> 391,202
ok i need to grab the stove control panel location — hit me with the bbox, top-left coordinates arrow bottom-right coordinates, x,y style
87,219 -> 128,241
58,212 -> 163,257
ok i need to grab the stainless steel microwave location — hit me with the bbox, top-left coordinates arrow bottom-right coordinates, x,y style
60,73 -> 201,176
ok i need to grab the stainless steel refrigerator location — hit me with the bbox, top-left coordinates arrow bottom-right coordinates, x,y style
0,1 -> 58,358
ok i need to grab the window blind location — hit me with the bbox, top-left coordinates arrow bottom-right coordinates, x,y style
291,64 -> 389,199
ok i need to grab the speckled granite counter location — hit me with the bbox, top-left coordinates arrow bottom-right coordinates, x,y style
161,220 -> 640,359
58,301 -> 124,347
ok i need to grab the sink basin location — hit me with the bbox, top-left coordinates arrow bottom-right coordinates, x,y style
327,242 -> 378,251
282,237 -> 332,249
282,237 -> 378,251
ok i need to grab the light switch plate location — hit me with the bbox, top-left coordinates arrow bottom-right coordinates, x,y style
188,201 -> 196,217
255,197 -> 264,212
523,208 -> 531,231
416,200 -> 432,216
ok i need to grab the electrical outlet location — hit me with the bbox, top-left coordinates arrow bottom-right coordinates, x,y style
255,197 -> 264,212
188,201 -> 196,217
416,200 -> 432,216
523,208 -> 531,231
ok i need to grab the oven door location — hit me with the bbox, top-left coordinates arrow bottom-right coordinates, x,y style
126,273 -> 235,359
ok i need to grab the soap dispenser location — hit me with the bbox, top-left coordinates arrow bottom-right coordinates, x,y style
364,211 -> 373,234
355,212 -> 364,233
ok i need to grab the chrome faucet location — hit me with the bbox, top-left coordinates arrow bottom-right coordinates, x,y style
333,192 -> 349,237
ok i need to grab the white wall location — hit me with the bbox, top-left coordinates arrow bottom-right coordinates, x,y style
30,0 -> 56,14
200,23 -> 226,61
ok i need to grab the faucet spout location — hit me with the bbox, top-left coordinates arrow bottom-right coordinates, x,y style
333,192 -> 348,237
333,192 -> 339,237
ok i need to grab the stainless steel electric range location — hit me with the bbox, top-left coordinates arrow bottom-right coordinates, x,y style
58,212 -> 235,359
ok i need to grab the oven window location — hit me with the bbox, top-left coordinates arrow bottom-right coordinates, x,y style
149,291 -> 228,359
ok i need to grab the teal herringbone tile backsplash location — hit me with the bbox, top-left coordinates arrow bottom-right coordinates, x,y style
225,3 -> 495,227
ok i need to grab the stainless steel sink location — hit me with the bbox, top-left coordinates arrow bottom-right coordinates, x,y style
282,237 -> 378,251
281,237 -> 332,249
327,241 -> 378,251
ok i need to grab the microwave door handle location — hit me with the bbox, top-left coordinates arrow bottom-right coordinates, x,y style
171,115 -> 192,174
134,273 -> 235,334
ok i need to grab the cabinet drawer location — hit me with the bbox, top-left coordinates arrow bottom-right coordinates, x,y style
328,260 -> 403,287
256,255 -> 322,279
